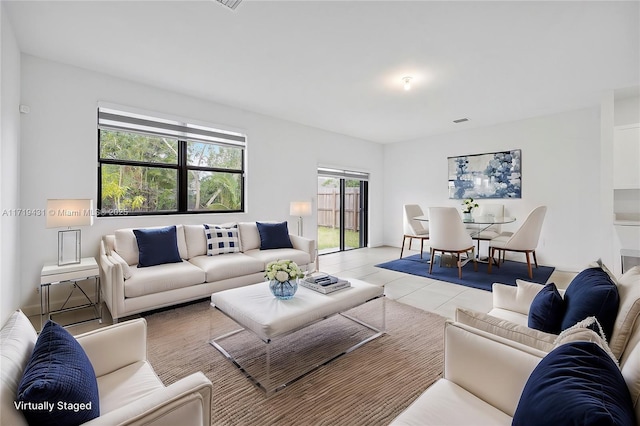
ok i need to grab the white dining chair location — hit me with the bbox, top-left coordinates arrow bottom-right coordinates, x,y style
428,207 -> 477,279
401,204 -> 429,259
488,205 -> 547,279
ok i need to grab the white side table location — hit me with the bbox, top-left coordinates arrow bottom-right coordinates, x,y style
40,257 -> 101,331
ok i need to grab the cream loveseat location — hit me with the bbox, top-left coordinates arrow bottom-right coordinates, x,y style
1,309 -> 213,425
100,222 -> 316,322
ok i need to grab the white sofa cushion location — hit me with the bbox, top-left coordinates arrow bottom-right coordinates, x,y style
0,311 -> 37,426
124,261 -> 206,298
184,224 -> 207,259
492,280 -> 544,317
487,307 -> 528,325
243,248 -> 311,269
620,338 -> 640,419
391,379 -> 512,425
189,253 -> 264,282
96,360 -> 164,416
115,225 -> 188,266
238,221 -> 261,251
609,266 -> 640,359
456,308 -> 556,352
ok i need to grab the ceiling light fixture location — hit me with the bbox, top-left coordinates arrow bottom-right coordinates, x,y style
402,76 -> 412,91
215,0 -> 242,10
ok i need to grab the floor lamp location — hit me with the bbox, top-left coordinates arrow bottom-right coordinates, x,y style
289,201 -> 312,237
46,199 -> 94,266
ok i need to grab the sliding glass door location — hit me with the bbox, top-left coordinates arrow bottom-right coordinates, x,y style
317,168 -> 368,254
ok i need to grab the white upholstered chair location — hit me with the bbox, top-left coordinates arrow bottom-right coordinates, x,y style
428,207 -> 477,279
1,310 -> 213,426
401,204 -> 429,259
488,206 -> 547,279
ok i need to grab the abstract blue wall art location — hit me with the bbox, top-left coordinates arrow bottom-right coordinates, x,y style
448,149 -> 522,199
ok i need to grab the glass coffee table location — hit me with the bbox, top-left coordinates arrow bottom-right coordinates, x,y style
210,279 -> 385,395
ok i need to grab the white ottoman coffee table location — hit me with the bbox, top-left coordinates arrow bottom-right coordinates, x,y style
210,278 -> 385,395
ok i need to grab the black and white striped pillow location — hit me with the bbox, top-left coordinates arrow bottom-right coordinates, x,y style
204,224 -> 241,256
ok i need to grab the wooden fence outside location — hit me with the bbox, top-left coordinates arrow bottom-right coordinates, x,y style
317,188 -> 360,231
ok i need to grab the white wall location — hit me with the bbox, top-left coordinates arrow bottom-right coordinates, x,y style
383,108 -> 603,272
615,95 -> 640,126
0,4 -> 22,324
612,93 -> 640,275
18,54 -> 384,313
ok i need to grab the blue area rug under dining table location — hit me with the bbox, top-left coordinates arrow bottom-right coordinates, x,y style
375,254 -> 555,292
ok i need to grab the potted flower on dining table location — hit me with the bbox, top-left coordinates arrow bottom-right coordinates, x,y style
461,198 -> 479,221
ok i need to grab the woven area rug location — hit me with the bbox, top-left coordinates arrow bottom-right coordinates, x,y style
375,254 -> 555,291
144,298 -> 446,425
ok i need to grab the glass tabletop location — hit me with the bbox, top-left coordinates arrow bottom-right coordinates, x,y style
413,214 -> 516,225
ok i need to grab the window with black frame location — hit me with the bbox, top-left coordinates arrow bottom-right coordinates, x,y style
97,107 -> 246,216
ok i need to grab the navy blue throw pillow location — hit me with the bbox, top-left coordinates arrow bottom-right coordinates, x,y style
513,341 -> 636,426
256,221 -> 294,250
133,226 -> 182,267
560,267 -> 619,340
528,283 -> 565,334
17,321 -> 100,426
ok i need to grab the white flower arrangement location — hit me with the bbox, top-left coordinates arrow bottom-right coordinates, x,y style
462,198 -> 479,214
265,260 -> 305,283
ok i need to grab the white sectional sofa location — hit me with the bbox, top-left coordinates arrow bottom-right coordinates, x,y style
99,222 -> 316,322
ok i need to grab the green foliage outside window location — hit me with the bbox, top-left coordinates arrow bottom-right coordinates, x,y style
99,129 -> 244,215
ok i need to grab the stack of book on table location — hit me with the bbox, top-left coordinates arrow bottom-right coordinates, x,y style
300,273 -> 351,294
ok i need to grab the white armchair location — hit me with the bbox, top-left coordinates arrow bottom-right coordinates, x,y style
392,314 -> 640,425
1,310 -> 213,426
391,321 -> 546,425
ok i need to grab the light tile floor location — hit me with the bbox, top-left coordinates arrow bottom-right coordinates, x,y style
319,246 -> 575,320
30,245 -> 576,333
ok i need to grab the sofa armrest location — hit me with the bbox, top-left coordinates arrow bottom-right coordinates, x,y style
99,239 -> 126,323
289,234 -> 317,269
82,372 -> 212,426
444,320 -> 546,417
76,319 -> 147,377
492,280 -> 544,316
289,234 -> 315,255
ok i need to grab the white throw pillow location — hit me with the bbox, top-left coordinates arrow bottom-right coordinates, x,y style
554,316 -> 618,365
204,224 -> 241,256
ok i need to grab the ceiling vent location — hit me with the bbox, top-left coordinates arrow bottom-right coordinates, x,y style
215,0 -> 242,10
453,118 -> 470,123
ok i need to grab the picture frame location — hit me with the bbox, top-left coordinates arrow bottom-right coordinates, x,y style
448,149 -> 522,199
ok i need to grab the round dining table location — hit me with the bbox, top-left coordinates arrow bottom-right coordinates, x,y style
413,214 -> 516,261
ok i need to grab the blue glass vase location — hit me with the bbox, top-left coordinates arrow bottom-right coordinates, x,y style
269,279 -> 298,300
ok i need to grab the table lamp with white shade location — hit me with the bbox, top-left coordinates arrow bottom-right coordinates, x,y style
289,201 -> 312,236
46,199 -> 94,266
